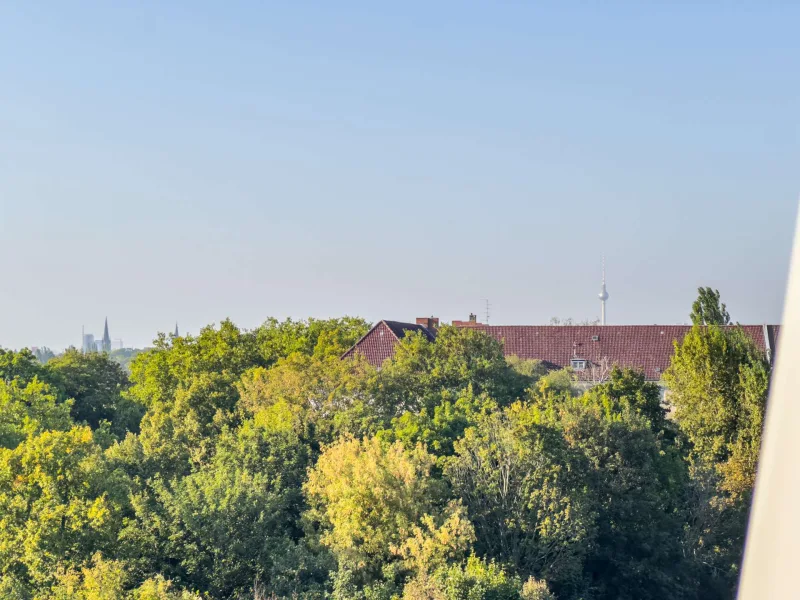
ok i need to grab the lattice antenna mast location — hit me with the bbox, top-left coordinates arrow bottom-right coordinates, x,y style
483,298 -> 491,324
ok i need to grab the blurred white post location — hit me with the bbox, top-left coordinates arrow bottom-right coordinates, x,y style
738,202 -> 800,598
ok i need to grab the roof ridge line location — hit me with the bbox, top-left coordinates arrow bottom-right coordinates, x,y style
383,320 -> 403,342
340,320 -> 387,359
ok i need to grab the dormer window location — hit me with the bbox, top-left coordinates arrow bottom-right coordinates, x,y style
571,359 -> 587,371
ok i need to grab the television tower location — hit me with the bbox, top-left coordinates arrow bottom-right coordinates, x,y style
598,257 -> 609,325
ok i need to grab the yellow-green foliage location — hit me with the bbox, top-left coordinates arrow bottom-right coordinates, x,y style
46,553 -> 127,600
663,325 -> 769,500
0,378 -> 73,449
0,427 -> 130,587
237,352 -> 374,420
663,324 -> 770,594
304,436 -> 445,571
132,575 -> 202,600
403,555 -> 524,600
44,554 -> 201,600
521,577 -> 557,600
394,506 -> 475,575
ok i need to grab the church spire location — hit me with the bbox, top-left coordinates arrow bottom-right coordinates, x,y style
102,317 -> 111,352
174,323 -> 179,338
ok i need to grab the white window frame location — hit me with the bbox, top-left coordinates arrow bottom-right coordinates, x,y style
571,359 -> 587,371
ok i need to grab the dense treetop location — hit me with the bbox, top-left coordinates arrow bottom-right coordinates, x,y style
0,305 -> 769,599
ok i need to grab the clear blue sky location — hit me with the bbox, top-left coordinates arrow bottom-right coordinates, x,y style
1,2 -> 797,350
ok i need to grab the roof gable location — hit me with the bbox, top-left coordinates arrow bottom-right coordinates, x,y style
383,321 -> 437,342
342,320 -> 436,367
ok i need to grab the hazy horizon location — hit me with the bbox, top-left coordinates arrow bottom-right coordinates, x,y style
2,2 -> 798,350
21,303 -> 789,354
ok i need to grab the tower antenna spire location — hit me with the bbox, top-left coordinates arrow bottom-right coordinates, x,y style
598,256 -> 609,325
602,255 -> 606,285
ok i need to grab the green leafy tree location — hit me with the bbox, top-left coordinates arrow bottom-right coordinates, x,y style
132,575 -> 202,600
0,572 -> 29,599
664,326 -> 768,499
48,552 -> 129,600
47,553 -> 202,600
305,436 -> 471,598
124,321 -> 266,477
256,317 -> 371,364
0,379 -> 73,450
521,577 -> 557,600
550,393 -> 691,599
122,404 -> 317,598
45,350 -> 140,435
505,357 -> 548,381
0,349 -> 45,384
527,368 -> 576,403
403,555 -> 525,600
124,319 -> 368,475
581,367 -> 669,435
690,287 -> 731,326
237,352 -> 376,442
445,405 -> 595,598
109,349 -> 145,374
127,320 -> 262,410
663,324 -> 770,597
0,427 -> 131,589
133,371 -> 242,478
384,387 -> 498,461
374,327 -> 530,418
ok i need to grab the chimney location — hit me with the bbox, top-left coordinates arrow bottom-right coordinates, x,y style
416,316 -> 439,330
452,314 -> 482,327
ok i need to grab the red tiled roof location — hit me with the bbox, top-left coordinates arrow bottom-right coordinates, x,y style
344,322 -> 779,379
469,325 -> 777,381
341,320 -> 436,366
384,321 -> 437,342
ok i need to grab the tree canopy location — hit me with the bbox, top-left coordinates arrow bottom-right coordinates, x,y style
690,287 -> 731,326
0,306 -> 769,599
